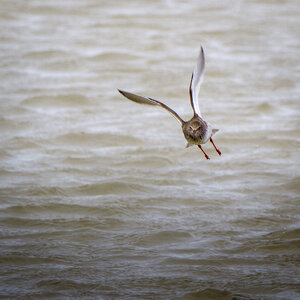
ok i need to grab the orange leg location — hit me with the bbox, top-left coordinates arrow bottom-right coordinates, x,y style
210,137 -> 221,156
198,145 -> 210,160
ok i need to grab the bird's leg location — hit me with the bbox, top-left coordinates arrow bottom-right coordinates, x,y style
198,145 -> 210,160
210,137 -> 221,156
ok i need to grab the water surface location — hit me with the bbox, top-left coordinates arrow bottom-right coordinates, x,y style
0,0 -> 299,299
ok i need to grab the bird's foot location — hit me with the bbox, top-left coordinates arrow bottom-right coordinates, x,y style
210,137 -> 221,156
198,145 -> 210,160
204,154 -> 210,160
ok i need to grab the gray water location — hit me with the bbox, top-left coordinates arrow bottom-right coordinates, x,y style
0,0 -> 299,299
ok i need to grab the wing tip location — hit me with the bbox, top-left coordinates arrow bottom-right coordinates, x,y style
200,45 -> 205,60
118,89 -> 130,99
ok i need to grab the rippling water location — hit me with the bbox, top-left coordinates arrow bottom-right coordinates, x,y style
1,0 -> 299,299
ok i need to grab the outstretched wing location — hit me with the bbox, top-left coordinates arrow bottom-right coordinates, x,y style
189,46 -> 205,117
118,89 -> 184,125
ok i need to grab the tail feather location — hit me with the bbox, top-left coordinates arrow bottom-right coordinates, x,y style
212,128 -> 219,135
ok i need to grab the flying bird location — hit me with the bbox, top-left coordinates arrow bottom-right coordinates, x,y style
118,46 -> 221,160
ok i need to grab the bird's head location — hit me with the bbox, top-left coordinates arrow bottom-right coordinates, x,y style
183,118 -> 208,142
190,120 -> 201,132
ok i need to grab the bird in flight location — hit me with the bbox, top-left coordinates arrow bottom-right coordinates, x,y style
118,46 -> 221,160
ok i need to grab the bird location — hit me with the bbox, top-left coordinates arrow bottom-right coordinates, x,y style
118,46 -> 221,160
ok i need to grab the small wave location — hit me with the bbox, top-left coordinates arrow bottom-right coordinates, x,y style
135,230 -> 193,247
53,132 -> 141,148
120,155 -> 174,168
0,117 -> 19,131
258,228 -> 300,252
17,186 -> 68,197
255,102 -> 274,113
88,51 -> 141,62
23,49 -> 69,60
75,181 -> 152,196
0,149 -> 12,159
21,94 -> 90,108
0,203 -> 92,216
278,178 -> 300,194
0,254 -> 59,266
35,278 -> 99,291
4,136 -> 41,150
0,202 -> 133,217
176,288 -> 251,300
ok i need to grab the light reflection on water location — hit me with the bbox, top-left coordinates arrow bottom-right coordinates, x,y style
0,0 -> 299,299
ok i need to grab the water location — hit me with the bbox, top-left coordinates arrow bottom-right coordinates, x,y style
0,0 -> 299,299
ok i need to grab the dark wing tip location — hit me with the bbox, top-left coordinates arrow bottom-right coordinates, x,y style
118,89 -> 130,99
200,46 -> 205,60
